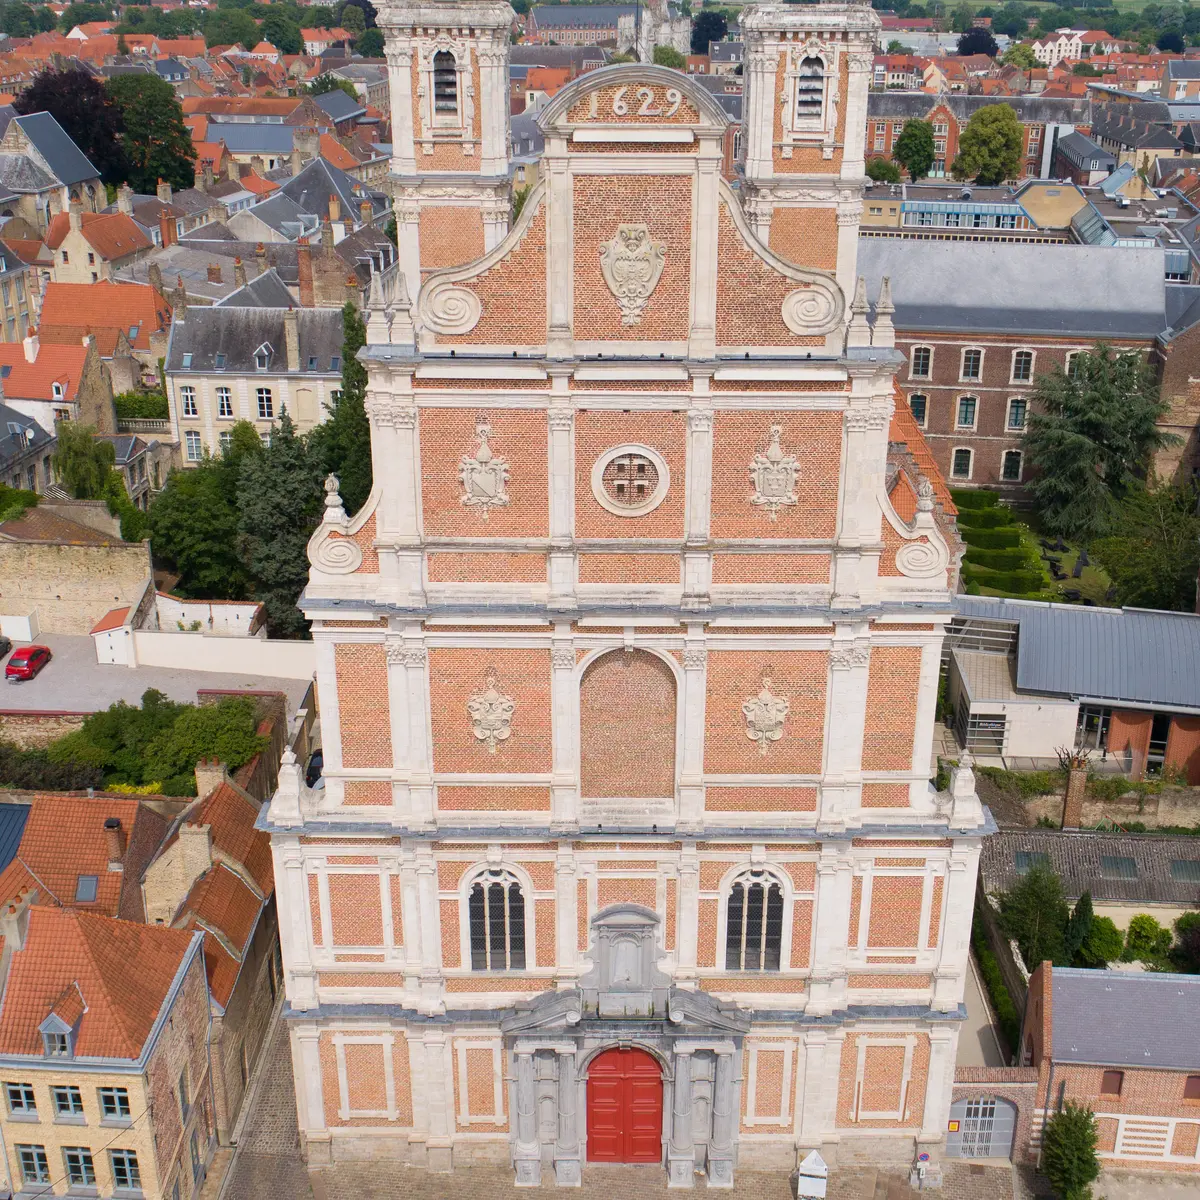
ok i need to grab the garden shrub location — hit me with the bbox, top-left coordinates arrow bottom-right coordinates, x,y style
956,525 -> 1022,549
971,911 -> 1020,1055
950,488 -> 1000,509
113,391 -> 170,420
963,547 -> 1030,571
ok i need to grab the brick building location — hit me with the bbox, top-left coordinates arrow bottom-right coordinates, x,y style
263,0 -> 992,1188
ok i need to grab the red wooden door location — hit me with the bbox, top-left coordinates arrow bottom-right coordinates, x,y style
586,1047 -> 663,1163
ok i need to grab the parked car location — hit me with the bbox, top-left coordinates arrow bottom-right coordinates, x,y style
305,748 -> 324,789
5,645 -> 50,681
0,637 -> 12,660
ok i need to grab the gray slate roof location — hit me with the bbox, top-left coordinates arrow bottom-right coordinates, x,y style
1166,60 -> 1200,81
981,830 -> 1200,907
954,595 -> 1200,711
0,153 -> 55,195
206,121 -> 296,155
867,93 -> 1092,124
236,191 -> 318,239
215,267 -> 295,308
1051,968 -> 1200,1070
858,240 -> 1167,339
14,111 -> 98,186
1053,130 -> 1114,172
314,89 -> 366,124
276,156 -> 388,224
530,4 -> 633,26
0,402 -> 50,470
166,304 -> 343,376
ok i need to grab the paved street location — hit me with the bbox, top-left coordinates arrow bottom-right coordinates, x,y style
223,1019 -> 1016,1200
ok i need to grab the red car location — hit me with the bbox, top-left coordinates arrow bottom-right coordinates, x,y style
5,645 -> 51,681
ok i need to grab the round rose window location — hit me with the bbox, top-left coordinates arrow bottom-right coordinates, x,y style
591,444 -> 671,516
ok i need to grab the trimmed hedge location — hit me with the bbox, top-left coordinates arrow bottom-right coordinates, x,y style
958,526 -> 1022,549
113,391 -> 169,421
963,564 -> 1043,592
972,912 -> 1019,1059
951,488 -> 1000,510
964,547 -> 1029,571
957,507 -> 1015,531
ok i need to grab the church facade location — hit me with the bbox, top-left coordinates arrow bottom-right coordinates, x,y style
265,0 -> 989,1187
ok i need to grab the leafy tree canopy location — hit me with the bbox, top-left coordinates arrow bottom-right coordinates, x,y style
1001,42 -> 1037,68
53,422 -> 115,500
1041,1103 -> 1100,1200
957,26 -> 999,55
886,38 -> 908,52
866,156 -> 902,184
1158,27 -> 1185,52
260,7 -> 302,54
340,0 -> 376,30
106,73 -> 196,192
203,7 -> 257,49
14,66 -> 128,185
308,73 -> 358,98
1077,916 -> 1123,968
356,27 -> 384,56
691,8 -> 727,55
999,862 -> 1069,969
893,118 -> 935,181
58,1 -> 110,33
950,1 -> 974,32
143,697 -> 268,791
951,102 -> 1022,182
652,44 -> 686,69
1023,344 -> 1173,543
339,2 -> 365,33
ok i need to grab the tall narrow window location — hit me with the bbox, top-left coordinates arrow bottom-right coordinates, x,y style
961,348 -> 982,380
795,56 -> 824,124
910,346 -> 932,378
1001,450 -> 1023,481
468,869 -> 525,971
433,50 -> 458,117
725,870 -> 784,971
1011,350 -> 1034,382
908,394 -> 927,426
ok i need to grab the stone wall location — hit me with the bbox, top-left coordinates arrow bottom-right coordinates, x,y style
0,709 -> 88,747
1026,786 -> 1200,830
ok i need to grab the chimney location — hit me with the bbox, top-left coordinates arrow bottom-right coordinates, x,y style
207,263 -> 222,284
194,757 -> 227,799
255,242 -> 267,276
156,178 -> 172,205
0,888 -> 37,955
284,306 -> 300,372
293,125 -> 319,166
67,199 -> 82,233
103,817 -> 125,870
116,183 -> 134,216
159,209 -> 177,248
178,821 -> 213,885
234,257 -> 247,288
250,153 -> 265,176
359,198 -> 371,226
200,161 -> 214,192
297,236 -> 314,307
328,192 -> 341,224
173,278 -> 187,321
321,217 -> 334,251
224,156 -> 239,183
289,145 -> 302,176
148,261 -> 164,293
22,327 -> 37,364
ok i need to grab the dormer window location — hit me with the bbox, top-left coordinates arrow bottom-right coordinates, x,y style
254,344 -> 272,371
51,383 -> 64,401
214,352 -> 226,370
44,1031 -> 69,1057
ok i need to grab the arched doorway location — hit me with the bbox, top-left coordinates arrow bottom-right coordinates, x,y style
586,1046 -> 663,1163
946,1096 -> 1018,1160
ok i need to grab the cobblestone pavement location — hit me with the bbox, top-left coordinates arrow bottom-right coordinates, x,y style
225,1024 -> 1016,1200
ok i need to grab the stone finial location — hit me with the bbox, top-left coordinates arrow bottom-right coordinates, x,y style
947,748 -> 984,830
268,742 -> 305,826
388,268 -> 415,347
846,275 -> 872,348
872,275 -> 895,349
323,473 -> 348,524
916,473 -> 935,513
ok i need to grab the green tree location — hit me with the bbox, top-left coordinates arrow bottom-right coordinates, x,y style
886,38 -> 908,52
1002,42 -> 1037,68
691,8 -> 727,54
866,156 -> 902,183
236,410 -> 323,637
47,689 -> 184,784
893,118 -> 935,180
950,1 -> 974,33
101,470 -> 146,542
951,103 -> 1022,182
1078,916 -> 1123,968
999,863 -> 1069,969
339,2 -> 365,33
106,73 -> 195,191
307,73 -> 358,99
1091,478 -> 1200,612
57,1 -> 111,32
957,26 -> 999,54
1023,345 -> 1173,543
356,27 -> 384,56
311,301 -> 372,516
203,7 -> 257,48
1063,892 -> 1093,965
143,697 -> 267,792
260,8 -> 302,53
52,422 -> 115,499
1172,911 -> 1200,972
1041,1102 -> 1100,1200
1072,61 -> 1101,76
1159,28 -> 1186,52
1125,913 -> 1172,963
652,45 -> 687,69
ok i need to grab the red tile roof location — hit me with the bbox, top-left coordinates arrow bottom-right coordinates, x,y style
179,863 -> 263,1006
890,384 -> 957,516
0,508 -> 116,545
0,907 -> 193,1058
89,607 -> 129,635
39,281 -> 172,357
0,340 -> 87,403
190,780 -> 273,897
45,212 -> 152,261
318,133 -> 358,172
239,171 -> 279,197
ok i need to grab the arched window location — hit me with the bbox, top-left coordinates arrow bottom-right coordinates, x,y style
468,868 -> 526,971
433,50 -> 458,117
1011,349 -> 1034,382
725,870 -> 784,971
795,56 -> 824,125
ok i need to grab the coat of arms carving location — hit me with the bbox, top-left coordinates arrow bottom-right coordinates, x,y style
599,224 -> 666,326
459,421 -> 509,518
467,673 -> 515,753
749,425 -> 800,520
741,677 -> 790,757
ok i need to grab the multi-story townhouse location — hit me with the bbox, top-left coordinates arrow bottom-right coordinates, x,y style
262,0 -> 990,1189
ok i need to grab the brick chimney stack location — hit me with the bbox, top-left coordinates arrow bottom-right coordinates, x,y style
234,258 -> 247,288
22,327 -> 37,364
159,209 -> 177,248
194,758 -> 227,799
297,237 -> 314,307
207,263 -> 222,284
104,817 -> 125,870
156,179 -> 172,205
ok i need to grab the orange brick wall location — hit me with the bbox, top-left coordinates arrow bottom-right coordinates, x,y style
328,874 -> 384,946
837,1033 -> 930,1129
867,876 -> 924,948
598,876 -> 656,908
926,876 -> 943,948
771,55 -> 849,174
572,174 -> 692,341
768,207 -> 838,270
752,1046 -> 788,1124
705,786 -> 817,812
578,553 -> 681,584
344,780 -> 391,806
566,84 -> 701,124
574,409 -> 687,540
428,647 -> 553,773
862,783 -> 911,809
419,408 -> 549,539
316,1033 -> 412,1129
345,1041 -> 387,1113
427,552 -> 547,582
536,898 -> 556,967
308,874 -> 322,944
437,786 -> 551,811
335,643 -> 392,768
419,206 -> 485,269
1167,716 -> 1200,785
697,897 -> 718,967
441,898 -> 461,968
862,647 -> 921,771
710,410 -> 842,540
703,650 -> 828,774
711,553 -> 831,584
580,649 -> 676,797
791,900 -> 812,967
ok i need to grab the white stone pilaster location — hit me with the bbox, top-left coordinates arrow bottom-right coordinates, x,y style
422,1033 -> 454,1171
547,400 -> 576,609
911,638 -> 942,802
386,48 -> 416,175
291,1025 -> 328,1157
819,638 -> 870,829
689,157 -> 720,358
832,399 -> 891,607
679,639 -> 707,831
933,850 -> 980,1012
397,642 -> 434,826
546,153 -> 573,356
551,638 -> 579,827
808,848 -> 852,1015
675,847 -> 700,983
555,847 -> 578,978
920,1027 -> 957,1144
276,843 -> 317,1011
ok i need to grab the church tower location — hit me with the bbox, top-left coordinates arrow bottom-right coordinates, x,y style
377,0 -> 513,299
739,2 -> 877,299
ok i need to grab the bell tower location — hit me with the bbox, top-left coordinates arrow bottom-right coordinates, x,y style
739,1 -> 879,298
377,0 -> 514,299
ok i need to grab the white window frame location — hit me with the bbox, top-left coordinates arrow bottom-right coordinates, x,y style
184,431 -> 202,462
720,866 -> 791,973
959,346 -> 984,382
1010,348 -> 1035,383
951,445 -> 974,479
457,863 -> 537,974
955,395 -> 979,430
310,866 -> 399,958
216,387 -> 233,419
1005,396 -> 1028,431
181,386 -> 197,418
1001,448 -> 1024,483
785,48 -> 831,144
1065,351 -> 1082,379
908,393 -> 928,428
852,1035 -> 917,1121
256,388 -> 273,420
743,1041 -> 795,1127
909,345 -> 932,379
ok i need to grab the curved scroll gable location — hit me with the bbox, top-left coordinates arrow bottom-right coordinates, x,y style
416,182 -> 547,345
308,484 -> 382,577
878,481 -> 951,583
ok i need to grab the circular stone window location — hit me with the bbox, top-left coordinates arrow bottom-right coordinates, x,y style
591,444 -> 671,517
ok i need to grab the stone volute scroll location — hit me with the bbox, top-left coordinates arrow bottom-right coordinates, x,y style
306,474 -> 363,574
599,224 -> 666,326
467,673 -> 515,752
883,471 -> 953,580
459,420 -> 510,518
742,677 -> 789,756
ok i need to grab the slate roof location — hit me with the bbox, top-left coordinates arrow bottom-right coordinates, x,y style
1053,130 -> 1115,171
235,191 -> 318,239
167,304 -> 342,376
1092,103 -> 1182,151
0,907 -> 194,1060
981,830 -> 1200,907
0,803 -> 30,873
205,121 -> 296,155
857,240 -> 1167,339
313,88 -> 365,124
530,3 -> 633,26
0,152 -> 55,195
276,156 -> 388,225
0,403 -> 51,469
954,595 -> 1200,711
1166,60 -> 1200,81
12,111 -> 99,185
866,93 -> 1092,124
215,267 -> 295,308
1051,968 -> 1200,1070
